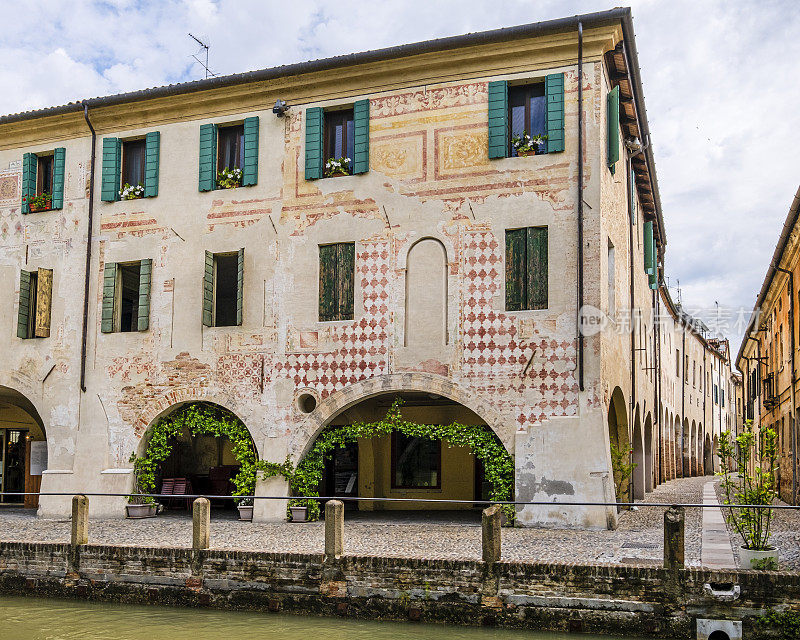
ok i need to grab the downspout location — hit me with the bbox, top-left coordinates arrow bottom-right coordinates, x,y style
702,351 -> 706,469
626,158 -> 636,454
655,287 -> 662,485
80,102 -> 96,392
577,21 -> 584,392
681,327 -> 686,476
775,265 -> 797,503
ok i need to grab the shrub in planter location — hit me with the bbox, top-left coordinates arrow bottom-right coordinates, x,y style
717,421 -> 779,568
25,192 -> 52,212
119,183 -> 144,200
126,453 -> 158,518
511,131 -> 547,157
216,167 -> 242,189
324,157 -> 351,178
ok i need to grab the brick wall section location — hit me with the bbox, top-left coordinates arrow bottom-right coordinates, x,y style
1,542 -> 799,638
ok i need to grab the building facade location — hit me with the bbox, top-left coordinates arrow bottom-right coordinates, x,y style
0,8 -> 732,527
736,187 -> 800,505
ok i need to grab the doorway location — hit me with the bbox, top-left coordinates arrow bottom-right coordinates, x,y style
0,429 -> 27,503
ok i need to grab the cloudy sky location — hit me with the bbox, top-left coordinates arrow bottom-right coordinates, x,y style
2,0 -> 798,348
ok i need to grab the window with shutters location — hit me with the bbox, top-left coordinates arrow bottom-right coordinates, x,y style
202,250 -> 244,328
102,134 -> 159,201
505,227 -> 548,311
101,259 -> 151,333
508,84 -> 546,156
22,149 -> 64,213
324,109 -> 354,177
319,242 -> 355,322
198,119 -> 258,191
121,139 -> 146,194
17,268 -> 53,339
217,125 -> 244,173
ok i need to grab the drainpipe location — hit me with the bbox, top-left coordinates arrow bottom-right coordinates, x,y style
655,288 -> 662,485
80,102 -> 96,393
775,265 -> 797,503
576,21 -> 584,392
702,350 -> 706,471
626,157 -> 636,456
681,327 -> 686,477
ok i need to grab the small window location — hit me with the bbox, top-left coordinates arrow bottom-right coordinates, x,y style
391,432 -> 441,489
508,84 -> 546,156
17,268 -> 53,339
324,109 -> 354,176
116,263 -> 141,332
36,155 -> 53,196
218,124 -> 244,172
101,259 -> 151,334
121,139 -> 146,190
505,227 -> 548,311
213,253 -> 239,327
319,242 -> 355,322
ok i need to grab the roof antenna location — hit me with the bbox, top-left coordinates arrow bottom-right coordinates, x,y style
188,33 -> 217,79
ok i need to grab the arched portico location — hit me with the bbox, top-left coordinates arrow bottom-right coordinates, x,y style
631,410 -> 645,501
607,387 -> 630,502
0,385 -> 47,509
704,433 -> 713,475
644,413 -> 653,493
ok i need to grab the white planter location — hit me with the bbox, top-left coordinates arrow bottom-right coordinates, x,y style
237,505 -> 253,521
126,504 -> 158,519
289,506 -> 308,522
739,546 -> 778,569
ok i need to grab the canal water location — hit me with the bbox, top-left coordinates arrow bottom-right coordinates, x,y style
0,595 -> 650,639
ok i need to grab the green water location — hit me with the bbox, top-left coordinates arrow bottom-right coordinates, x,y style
0,595 -> 645,640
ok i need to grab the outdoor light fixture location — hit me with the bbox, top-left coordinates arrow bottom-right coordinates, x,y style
272,99 -> 289,117
625,137 -> 643,153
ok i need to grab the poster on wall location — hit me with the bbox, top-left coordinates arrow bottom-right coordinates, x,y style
29,441 -> 48,476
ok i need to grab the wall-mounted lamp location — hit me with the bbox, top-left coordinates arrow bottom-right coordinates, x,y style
272,99 -> 290,117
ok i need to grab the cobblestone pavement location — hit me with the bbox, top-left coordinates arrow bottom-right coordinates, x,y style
0,476 -> 713,565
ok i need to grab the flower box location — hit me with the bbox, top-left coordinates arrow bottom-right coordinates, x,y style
29,199 -> 52,213
126,503 -> 158,519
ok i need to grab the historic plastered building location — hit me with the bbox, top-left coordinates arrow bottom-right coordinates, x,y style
0,7 -> 733,527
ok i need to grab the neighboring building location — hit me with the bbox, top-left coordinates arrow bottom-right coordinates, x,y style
736,187 -> 800,505
0,7 -> 731,527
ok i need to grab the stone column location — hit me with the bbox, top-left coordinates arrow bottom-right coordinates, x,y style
193,498 -> 211,550
482,504 -> 502,563
71,495 -> 89,546
664,505 -> 685,570
325,499 -> 344,560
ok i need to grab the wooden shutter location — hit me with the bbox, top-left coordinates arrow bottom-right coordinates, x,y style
337,243 -> 355,321
34,268 -> 53,338
236,248 -> 244,326
101,138 -> 121,201
352,99 -> 370,174
101,262 -> 116,333
545,73 -> 564,153
21,153 -> 37,214
198,124 -> 217,192
242,117 -> 259,186
487,80 -> 508,159
527,227 -> 548,310
629,167 -> 637,225
643,221 -> 654,275
17,270 -> 32,338
137,258 -> 152,331
144,132 -> 160,198
607,86 -> 620,174
51,148 -> 66,209
203,251 -> 214,326
505,229 -> 525,311
319,244 -> 337,321
305,107 -> 324,180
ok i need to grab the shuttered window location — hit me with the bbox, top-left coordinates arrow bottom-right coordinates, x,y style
242,117 -> 259,186
198,124 -> 217,192
17,268 -> 53,339
21,150 -> 65,212
607,85 -> 620,173
305,107 -> 324,180
51,148 -> 65,210
101,260 -> 152,333
505,227 -> 548,311
101,137 -> 122,202
352,99 -> 370,174
319,242 -> 355,322
545,73 -> 565,153
202,250 -> 244,327
306,103 -> 368,180
144,132 -> 160,197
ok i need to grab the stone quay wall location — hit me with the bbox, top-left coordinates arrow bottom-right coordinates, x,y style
0,541 -> 798,638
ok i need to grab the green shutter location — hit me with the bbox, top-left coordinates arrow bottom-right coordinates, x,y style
505,229 -> 525,311
101,262 -> 116,333
137,259 -> 152,331
488,80 -> 508,159
236,248 -> 244,326
101,138 -> 121,202
545,73 -> 564,153
629,167 -> 637,225
352,99 -> 370,174
21,153 -> 37,214
203,251 -> 214,326
199,124 -> 217,192
648,226 -> 658,290
144,132 -> 160,198
17,270 -> 32,338
527,227 -> 548,310
305,108 -> 324,180
242,117 -> 259,186
607,86 -> 620,174
643,221 -> 654,275
337,243 -> 355,321
319,244 -> 337,321
51,148 -> 66,209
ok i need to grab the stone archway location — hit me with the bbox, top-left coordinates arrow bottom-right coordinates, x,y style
704,432 -> 712,475
644,413 -> 654,493
0,385 -> 47,509
632,410 -> 645,501
607,387 -> 630,502
690,421 -> 697,476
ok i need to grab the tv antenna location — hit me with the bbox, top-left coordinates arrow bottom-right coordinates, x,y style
188,33 -> 217,79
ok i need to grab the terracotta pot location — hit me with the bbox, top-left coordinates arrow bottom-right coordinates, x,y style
29,200 -> 52,212
289,506 -> 308,522
740,546 -> 778,569
126,503 -> 158,519
237,505 -> 254,521
518,149 -> 537,157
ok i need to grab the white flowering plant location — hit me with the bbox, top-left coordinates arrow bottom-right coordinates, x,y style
324,157 -> 351,177
511,131 -> 548,155
217,166 -> 243,189
119,183 -> 145,200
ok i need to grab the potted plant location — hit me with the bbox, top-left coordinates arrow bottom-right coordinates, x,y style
126,452 -> 159,518
324,157 -> 351,178
216,166 -> 242,189
717,422 -> 779,569
288,499 -> 310,522
119,183 -> 144,200
26,192 -> 52,212
511,131 -> 548,157
236,497 -> 254,521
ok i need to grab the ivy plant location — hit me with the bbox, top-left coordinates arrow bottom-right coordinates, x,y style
130,402 -> 257,506
259,398 -> 515,523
